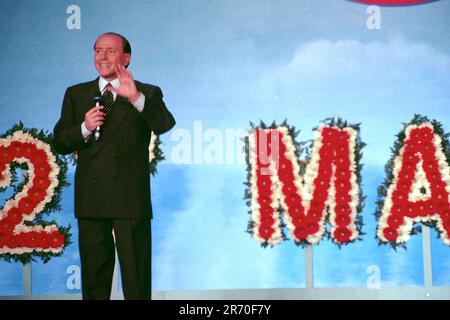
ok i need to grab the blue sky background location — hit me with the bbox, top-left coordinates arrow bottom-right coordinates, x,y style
0,0 -> 449,295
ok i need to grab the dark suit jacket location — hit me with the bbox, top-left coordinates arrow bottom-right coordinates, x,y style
53,78 -> 175,220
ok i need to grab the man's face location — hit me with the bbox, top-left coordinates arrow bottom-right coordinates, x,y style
94,34 -> 130,81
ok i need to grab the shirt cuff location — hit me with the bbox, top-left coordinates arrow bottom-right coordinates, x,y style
81,122 -> 92,141
131,92 -> 145,112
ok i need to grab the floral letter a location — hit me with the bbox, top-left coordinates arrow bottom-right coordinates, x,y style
376,118 -> 450,247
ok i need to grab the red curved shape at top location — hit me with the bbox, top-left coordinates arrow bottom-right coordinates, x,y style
351,0 -> 436,5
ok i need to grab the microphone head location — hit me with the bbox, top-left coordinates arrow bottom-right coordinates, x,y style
93,96 -> 102,103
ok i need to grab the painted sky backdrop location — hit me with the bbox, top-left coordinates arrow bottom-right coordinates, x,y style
0,0 -> 449,295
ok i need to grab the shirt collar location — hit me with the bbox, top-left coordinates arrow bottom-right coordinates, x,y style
99,77 -> 120,93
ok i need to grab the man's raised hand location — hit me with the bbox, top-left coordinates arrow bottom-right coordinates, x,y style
107,65 -> 140,102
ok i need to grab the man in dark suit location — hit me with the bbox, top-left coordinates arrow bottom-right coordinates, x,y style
53,32 -> 175,300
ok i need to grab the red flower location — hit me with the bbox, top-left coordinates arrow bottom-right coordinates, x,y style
383,227 -> 399,242
336,192 -> 351,204
335,179 -> 351,194
318,148 -> 333,163
391,191 -> 407,204
294,225 -> 308,240
30,149 -> 48,163
260,215 -> 275,226
6,207 -> 23,225
0,218 -> 14,234
290,214 -> 306,227
337,131 -> 350,143
258,195 -> 272,207
335,153 -> 350,170
0,146 -> 13,164
281,181 -> 297,197
333,227 -> 352,243
405,206 -> 416,218
49,232 -> 65,248
306,209 -> 322,222
394,180 -> 410,193
9,141 -> 23,155
32,176 -> 51,191
27,187 -> 47,204
423,161 -> 439,175
321,127 -> 335,139
335,214 -> 351,226
285,194 -> 301,208
335,204 -> 351,216
21,143 -> 38,158
310,199 -> 324,212
430,180 -> 446,195
402,151 -> 418,167
34,163 -> 52,178
312,188 -> 327,203
23,232 -> 39,248
336,168 -> 351,182
257,177 -> 272,197
405,143 -> 423,157
6,235 -> 19,248
38,233 -> 50,249
427,172 -> 445,188
391,204 -> 405,216
440,211 -> 450,220
316,167 -> 332,182
315,165 -> 332,180
387,214 -> 404,227
260,206 -> 273,216
305,220 -> 319,234
287,205 -> 304,218
278,157 -> 293,174
258,225 -> 274,241
277,161 -> 295,185
18,198 -> 35,214
435,206 -> 450,222
314,178 -> 330,191
397,170 -> 414,186
412,201 -> 431,216
325,131 -> 341,146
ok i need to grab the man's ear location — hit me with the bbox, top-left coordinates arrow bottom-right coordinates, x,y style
123,53 -> 131,68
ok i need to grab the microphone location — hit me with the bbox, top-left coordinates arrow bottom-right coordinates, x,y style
93,94 -> 102,141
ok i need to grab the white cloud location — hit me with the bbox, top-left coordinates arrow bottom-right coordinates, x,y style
257,36 -> 450,106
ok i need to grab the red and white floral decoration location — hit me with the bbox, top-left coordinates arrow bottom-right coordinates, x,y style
248,125 -> 361,246
0,131 -> 66,255
376,123 -> 450,246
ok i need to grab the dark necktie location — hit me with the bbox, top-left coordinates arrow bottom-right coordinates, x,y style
102,83 -> 114,114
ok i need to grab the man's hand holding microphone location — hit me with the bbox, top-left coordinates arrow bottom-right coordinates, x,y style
85,104 -> 105,134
